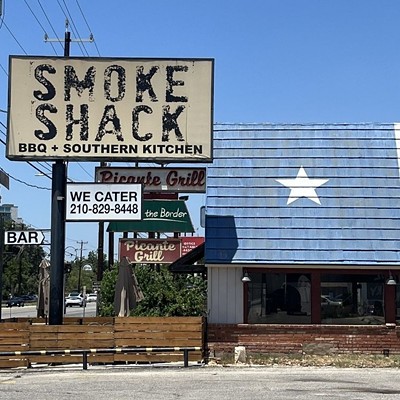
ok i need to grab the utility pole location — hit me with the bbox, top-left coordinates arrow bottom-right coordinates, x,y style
77,240 -> 87,293
97,162 -> 107,282
47,20 -> 93,325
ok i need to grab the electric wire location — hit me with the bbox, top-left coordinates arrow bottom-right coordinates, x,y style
0,0 -> 5,30
62,0 -> 90,56
1,120 -> 53,175
37,0 -> 64,52
75,162 -> 94,180
0,63 -> 8,77
23,0 -> 58,55
57,0 -> 87,56
1,19 -> 28,55
75,0 -> 101,56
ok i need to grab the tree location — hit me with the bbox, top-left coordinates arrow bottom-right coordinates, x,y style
64,250 -> 106,294
97,263 -> 207,317
3,243 -> 46,298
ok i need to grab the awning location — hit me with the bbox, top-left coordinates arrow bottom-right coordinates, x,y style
168,242 -> 205,274
107,200 -> 194,233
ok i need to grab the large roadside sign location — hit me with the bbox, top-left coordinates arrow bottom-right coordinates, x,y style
5,230 -> 45,245
66,183 -> 142,221
7,56 -> 214,162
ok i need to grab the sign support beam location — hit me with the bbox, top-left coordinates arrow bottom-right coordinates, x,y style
49,28 -> 70,325
49,161 -> 66,324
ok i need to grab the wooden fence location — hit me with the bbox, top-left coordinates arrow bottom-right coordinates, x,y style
0,316 -> 205,368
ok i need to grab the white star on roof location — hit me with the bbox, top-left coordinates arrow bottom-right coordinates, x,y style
276,166 -> 329,205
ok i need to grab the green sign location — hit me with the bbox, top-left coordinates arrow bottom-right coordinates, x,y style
107,200 -> 194,233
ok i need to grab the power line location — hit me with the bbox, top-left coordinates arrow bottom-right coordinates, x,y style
37,0 -> 64,52
0,166 -> 50,191
74,162 -> 93,180
1,19 -> 28,54
75,0 -> 100,56
0,63 -> 7,77
23,0 -> 58,55
62,0 -> 90,56
0,0 -> 5,29
57,1 -> 87,56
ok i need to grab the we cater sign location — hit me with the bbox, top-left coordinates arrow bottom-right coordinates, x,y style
7,56 -> 213,162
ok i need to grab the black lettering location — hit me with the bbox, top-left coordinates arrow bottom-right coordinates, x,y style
162,105 -> 185,142
166,65 -> 188,102
33,64 -> 56,101
95,105 -> 124,142
37,144 -> 47,153
132,105 -> 153,142
64,65 -> 96,101
69,191 -> 84,201
66,104 -> 89,141
136,66 -> 159,102
7,232 -> 17,243
34,104 -> 57,140
104,65 -> 126,102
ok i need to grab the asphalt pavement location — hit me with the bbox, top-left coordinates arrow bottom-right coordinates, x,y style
0,364 -> 400,400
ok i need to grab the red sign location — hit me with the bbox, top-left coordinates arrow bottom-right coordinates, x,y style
96,167 -> 206,193
119,238 -> 181,264
181,237 -> 205,256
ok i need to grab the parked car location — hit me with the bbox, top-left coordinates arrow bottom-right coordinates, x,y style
20,294 -> 38,302
65,294 -> 86,307
6,296 -> 25,307
87,293 -> 97,303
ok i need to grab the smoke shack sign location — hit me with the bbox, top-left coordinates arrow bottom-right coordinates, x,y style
7,56 -> 213,162
119,238 -> 181,264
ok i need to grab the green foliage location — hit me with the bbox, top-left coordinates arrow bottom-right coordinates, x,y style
2,243 -> 46,298
98,264 -> 207,317
97,263 -> 119,316
64,250 -> 106,294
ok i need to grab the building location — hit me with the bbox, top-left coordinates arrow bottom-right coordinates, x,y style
0,203 -> 22,225
205,123 -> 400,355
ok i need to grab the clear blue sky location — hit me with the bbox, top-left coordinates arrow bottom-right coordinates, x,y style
1,0 -> 400,257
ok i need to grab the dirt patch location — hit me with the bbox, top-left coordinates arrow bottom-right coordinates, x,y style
208,353 -> 400,368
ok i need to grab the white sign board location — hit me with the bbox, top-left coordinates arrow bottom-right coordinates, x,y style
66,183 -> 142,221
7,57 -> 214,162
5,230 -> 45,245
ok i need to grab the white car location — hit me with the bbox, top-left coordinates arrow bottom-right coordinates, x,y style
65,294 -> 86,307
87,293 -> 98,303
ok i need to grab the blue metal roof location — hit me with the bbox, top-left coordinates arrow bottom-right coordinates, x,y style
205,123 -> 400,265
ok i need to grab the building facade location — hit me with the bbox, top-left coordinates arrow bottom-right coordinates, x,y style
205,123 -> 400,327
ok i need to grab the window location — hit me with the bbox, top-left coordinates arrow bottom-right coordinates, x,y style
246,272 -> 311,324
321,274 -> 384,325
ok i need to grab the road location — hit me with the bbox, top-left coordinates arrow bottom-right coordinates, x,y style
0,366 -> 399,400
0,301 -> 97,319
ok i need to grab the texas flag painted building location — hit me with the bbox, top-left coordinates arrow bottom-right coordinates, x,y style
205,124 -> 400,324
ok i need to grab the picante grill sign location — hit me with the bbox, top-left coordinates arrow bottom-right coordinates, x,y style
95,166 -> 206,192
119,238 -> 181,264
66,183 -> 142,221
7,56 -> 214,162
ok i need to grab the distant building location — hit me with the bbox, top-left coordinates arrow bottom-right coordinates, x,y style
0,203 -> 23,225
